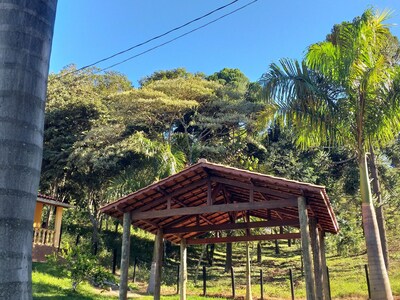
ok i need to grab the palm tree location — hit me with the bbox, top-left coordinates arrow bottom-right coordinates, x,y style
0,1 -> 57,298
260,9 -> 400,299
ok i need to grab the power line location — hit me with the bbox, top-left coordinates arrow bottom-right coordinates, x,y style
51,0 -> 258,86
56,0 -> 240,79
93,0 -> 258,74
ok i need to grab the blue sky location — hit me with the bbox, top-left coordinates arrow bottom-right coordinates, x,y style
50,0 -> 400,86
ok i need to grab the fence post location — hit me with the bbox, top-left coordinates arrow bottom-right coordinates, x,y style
203,265 -> 206,296
260,269 -> 264,300
112,248 -> 117,275
365,264 -> 371,299
289,268 -> 295,300
231,266 -> 235,298
132,257 -> 137,282
326,266 -> 332,300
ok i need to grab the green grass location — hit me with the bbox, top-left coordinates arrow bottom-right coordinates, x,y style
33,241 -> 400,299
32,262 -> 113,300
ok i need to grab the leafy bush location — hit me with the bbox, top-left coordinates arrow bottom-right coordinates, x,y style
47,243 -> 115,291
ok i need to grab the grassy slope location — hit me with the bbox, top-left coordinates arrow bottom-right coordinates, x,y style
33,240 -> 400,300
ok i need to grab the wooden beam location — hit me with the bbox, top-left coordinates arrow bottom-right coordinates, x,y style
154,230 -> 163,300
319,230 -> 330,300
186,233 -> 301,245
310,218 -> 323,300
164,219 -> 300,234
211,183 -> 223,201
210,176 -> 298,201
245,241 -> 252,300
136,178 -> 209,214
131,199 -> 297,221
180,239 -> 187,300
207,180 -> 212,205
119,212 -> 131,300
298,196 -> 316,300
162,197 -> 214,227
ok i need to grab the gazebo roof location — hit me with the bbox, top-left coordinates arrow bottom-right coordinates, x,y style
100,160 -> 338,244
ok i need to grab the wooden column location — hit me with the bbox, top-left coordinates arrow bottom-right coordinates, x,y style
180,238 -> 187,300
245,241 -> 252,300
119,212 -> 131,300
319,230 -> 330,300
298,196 -> 316,300
154,229 -> 163,300
33,202 -> 44,228
147,239 -> 158,294
53,206 -> 63,248
310,218 -> 323,300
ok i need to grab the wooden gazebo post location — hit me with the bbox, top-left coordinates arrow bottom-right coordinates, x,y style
245,241 -> 252,300
119,212 -> 131,300
147,229 -> 164,297
319,230 -> 330,299
298,196 -> 316,300
180,238 -> 187,300
310,218 -> 323,300
154,229 -> 164,300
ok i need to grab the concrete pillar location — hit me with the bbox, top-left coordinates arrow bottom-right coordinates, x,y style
53,206 -> 63,248
33,202 -> 44,228
119,212 -> 131,300
180,238 -> 187,300
298,196 -> 316,300
310,218 -> 323,300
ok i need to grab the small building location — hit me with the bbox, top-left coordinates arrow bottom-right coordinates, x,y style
32,194 -> 72,262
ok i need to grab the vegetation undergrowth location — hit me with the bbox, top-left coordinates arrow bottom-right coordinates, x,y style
33,238 -> 400,299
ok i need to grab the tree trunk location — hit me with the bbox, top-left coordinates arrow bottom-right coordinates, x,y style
256,242 -> 262,263
0,1 -> 57,299
369,145 -> 389,270
194,244 -> 207,285
225,231 -> 233,272
359,153 -> 393,299
207,244 -> 215,266
224,242 -> 233,271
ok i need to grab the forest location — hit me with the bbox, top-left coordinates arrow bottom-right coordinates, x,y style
34,9 -> 400,299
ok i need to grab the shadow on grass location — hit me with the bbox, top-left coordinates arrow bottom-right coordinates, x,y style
33,283 -> 92,300
33,262 -> 68,278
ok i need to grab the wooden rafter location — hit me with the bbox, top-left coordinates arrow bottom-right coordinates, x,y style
164,219 -> 299,234
210,176 -> 298,201
186,233 -> 301,245
131,199 -> 297,220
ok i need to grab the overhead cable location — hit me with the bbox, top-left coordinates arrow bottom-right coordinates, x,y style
56,0 -> 240,78
93,0 -> 258,74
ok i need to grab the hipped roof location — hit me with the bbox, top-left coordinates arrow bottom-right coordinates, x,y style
100,160 -> 338,244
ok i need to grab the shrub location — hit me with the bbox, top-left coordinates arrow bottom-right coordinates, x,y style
47,243 -> 115,291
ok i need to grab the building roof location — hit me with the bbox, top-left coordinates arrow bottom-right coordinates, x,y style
100,160 -> 338,244
37,194 -> 72,208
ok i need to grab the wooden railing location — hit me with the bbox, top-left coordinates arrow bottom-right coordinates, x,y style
33,228 -> 55,246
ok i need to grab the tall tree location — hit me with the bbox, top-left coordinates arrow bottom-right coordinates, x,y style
260,9 -> 400,299
0,1 -> 57,298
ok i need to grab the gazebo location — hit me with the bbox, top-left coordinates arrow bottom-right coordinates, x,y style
100,159 -> 339,300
